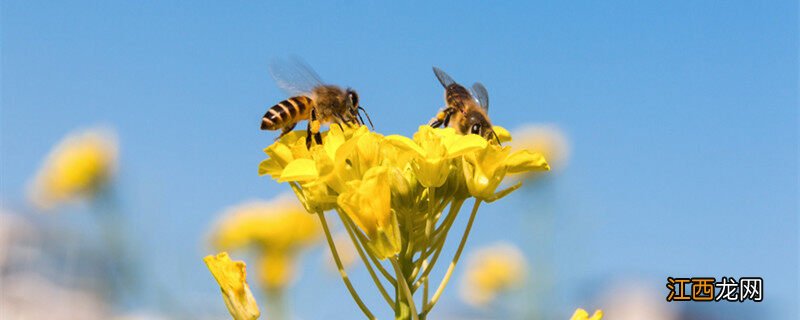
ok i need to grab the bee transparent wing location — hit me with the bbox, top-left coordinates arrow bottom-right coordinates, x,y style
269,57 -> 324,96
432,66 -> 456,88
472,82 -> 489,111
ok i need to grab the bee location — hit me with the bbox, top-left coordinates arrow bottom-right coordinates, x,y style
261,59 -> 373,148
428,67 -> 500,144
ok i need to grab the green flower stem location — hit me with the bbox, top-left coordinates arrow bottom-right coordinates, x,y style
422,259 -> 430,316
424,187 -> 435,244
421,199 -> 482,317
411,198 -> 466,292
342,213 -> 398,286
411,187 -> 436,285
316,211 -> 376,320
265,288 -> 288,320
418,197 -> 464,262
391,258 -> 420,320
337,209 -> 397,311
288,182 -> 308,207
415,204 -> 456,264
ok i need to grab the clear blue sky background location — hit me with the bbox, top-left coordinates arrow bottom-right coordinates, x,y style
2,1 -> 797,319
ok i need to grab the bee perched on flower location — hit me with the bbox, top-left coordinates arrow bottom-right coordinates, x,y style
28,127 -> 118,209
258,122 -> 548,319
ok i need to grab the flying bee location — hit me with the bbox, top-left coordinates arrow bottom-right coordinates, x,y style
429,67 -> 500,144
261,59 -> 373,148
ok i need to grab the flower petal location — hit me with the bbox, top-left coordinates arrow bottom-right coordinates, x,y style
505,150 -> 550,173
570,308 -> 604,320
204,252 -> 261,320
384,135 -> 425,157
278,159 -> 319,182
446,134 -> 488,157
493,125 -> 512,143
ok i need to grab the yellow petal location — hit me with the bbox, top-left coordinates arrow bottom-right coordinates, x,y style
336,166 -> 401,259
204,252 -> 261,320
278,159 -> 319,182
570,308 -> 603,320
384,135 -> 425,157
323,125 -> 347,159
413,158 -> 450,188
446,134 -> 488,157
493,125 -> 512,143
263,142 -> 293,166
505,150 -> 550,173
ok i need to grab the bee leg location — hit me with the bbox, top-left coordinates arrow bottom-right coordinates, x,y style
305,123 -> 313,149
442,112 -> 454,127
306,108 -> 323,148
277,122 -> 298,140
314,132 -> 323,145
332,114 -> 346,130
358,106 -> 375,129
431,107 -> 456,128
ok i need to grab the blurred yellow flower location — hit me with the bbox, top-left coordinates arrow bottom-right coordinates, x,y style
510,124 -> 570,172
570,308 -> 604,320
204,252 -> 261,320
28,127 -> 118,209
209,195 -> 321,291
460,242 -> 528,307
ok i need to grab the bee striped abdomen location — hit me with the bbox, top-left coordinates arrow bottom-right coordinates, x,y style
445,84 -> 471,110
261,96 -> 313,130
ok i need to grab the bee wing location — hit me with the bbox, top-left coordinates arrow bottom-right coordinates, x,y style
269,57 -> 324,96
432,66 -> 456,88
471,82 -> 490,111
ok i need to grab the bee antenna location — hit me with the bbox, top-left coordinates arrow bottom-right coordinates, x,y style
358,106 -> 375,129
493,131 -> 502,145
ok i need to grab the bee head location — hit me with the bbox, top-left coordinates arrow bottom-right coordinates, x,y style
346,89 -> 374,129
466,111 -> 500,144
345,89 -> 359,112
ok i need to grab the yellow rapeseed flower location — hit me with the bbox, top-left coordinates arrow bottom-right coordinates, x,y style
28,127 -> 118,209
337,166 -> 401,259
570,308 -> 604,320
386,126 -> 487,188
462,143 -> 549,201
258,123 -> 551,318
204,252 -> 261,320
460,242 -> 528,307
209,195 -> 321,291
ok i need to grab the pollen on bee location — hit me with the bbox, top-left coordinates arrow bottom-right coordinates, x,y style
311,120 -> 321,133
436,111 -> 446,120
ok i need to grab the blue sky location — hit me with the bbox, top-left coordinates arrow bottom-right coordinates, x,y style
2,1 -> 797,319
